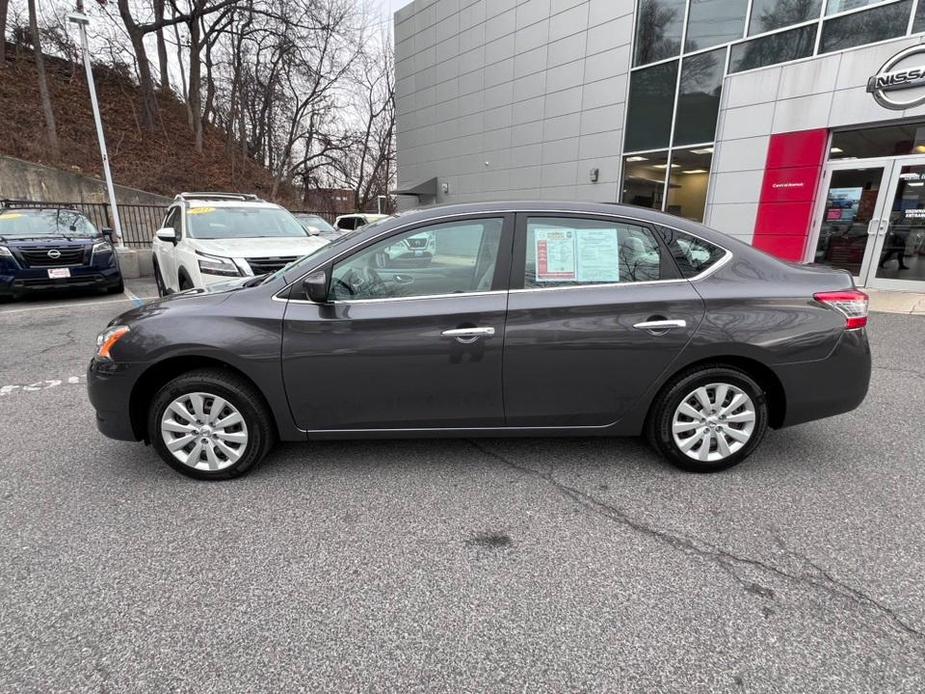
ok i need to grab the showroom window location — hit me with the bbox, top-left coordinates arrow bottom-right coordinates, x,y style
685,0 -> 748,51
820,0 -> 913,54
624,61 -> 679,152
622,152 -> 670,211
674,49 -> 725,146
634,0 -> 687,65
522,218 -> 662,288
748,0 -> 821,35
330,219 -> 504,301
622,0 -> 925,221
666,148 -> 715,222
729,24 -> 816,72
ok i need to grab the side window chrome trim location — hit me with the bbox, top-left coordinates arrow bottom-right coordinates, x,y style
281,289 -> 508,305
274,208 -> 733,301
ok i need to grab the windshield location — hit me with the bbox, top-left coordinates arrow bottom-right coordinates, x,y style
187,206 -> 310,240
0,209 -> 100,238
294,214 -> 335,232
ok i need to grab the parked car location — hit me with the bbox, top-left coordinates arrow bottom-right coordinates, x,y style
333,213 -> 391,231
0,204 -> 122,300
88,201 -> 871,480
293,212 -> 339,240
151,192 -> 328,295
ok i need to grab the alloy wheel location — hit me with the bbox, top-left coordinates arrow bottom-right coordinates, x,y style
160,392 -> 249,471
671,383 -> 756,463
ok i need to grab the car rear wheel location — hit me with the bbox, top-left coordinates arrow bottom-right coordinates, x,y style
647,366 -> 768,473
147,369 -> 275,480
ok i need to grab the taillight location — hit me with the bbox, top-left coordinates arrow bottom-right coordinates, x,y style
813,290 -> 869,330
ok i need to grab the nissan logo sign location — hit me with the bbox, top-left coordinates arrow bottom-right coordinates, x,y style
47,249 -> 62,259
867,45 -> 925,110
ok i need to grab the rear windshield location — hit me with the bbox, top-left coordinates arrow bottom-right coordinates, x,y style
0,209 -> 99,238
187,206 -> 311,240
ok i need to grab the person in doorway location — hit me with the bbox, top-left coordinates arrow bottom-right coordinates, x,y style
879,218 -> 911,270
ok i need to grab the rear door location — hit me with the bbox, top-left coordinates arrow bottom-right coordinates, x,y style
282,214 -> 514,431
502,213 -> 705,427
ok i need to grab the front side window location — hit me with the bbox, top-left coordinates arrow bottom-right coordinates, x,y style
330,218 -> 504,301
522,217 -> 662,289
655,226 -> 727,278
186,206 -> 310,240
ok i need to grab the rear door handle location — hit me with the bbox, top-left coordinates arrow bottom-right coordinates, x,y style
441,327 -> 495,343
633,319 -> 687,331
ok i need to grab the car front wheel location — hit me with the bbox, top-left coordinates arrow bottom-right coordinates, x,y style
147,369 -> 275,480
647,366 -> 768,473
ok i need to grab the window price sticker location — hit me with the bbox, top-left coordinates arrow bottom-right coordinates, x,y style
534,227 -> 620,282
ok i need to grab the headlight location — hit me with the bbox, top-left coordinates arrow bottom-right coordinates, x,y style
91,241 -> 113,260
0,245 -> 12,257
196,252 -> 240,276
96,325 -> 130,360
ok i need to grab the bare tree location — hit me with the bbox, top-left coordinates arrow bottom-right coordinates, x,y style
0,0 -> 9,66
28,0 -> 59,158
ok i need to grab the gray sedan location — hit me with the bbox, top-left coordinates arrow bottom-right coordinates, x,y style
87,201 -> 871,480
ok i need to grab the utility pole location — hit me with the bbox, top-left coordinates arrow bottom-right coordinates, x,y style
68,0 -> 124,246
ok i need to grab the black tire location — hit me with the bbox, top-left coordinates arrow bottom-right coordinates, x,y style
106,278 -> 125,294
646,365 -> 768,473
153,259 -> 167,297
147,368 -> 275,480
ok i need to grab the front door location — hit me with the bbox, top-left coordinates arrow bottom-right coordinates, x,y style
865,158 -> 925,290
281,214 -> 513,431
811,157 -> 925,290
810,160 -> 892,285
502,214 -> 707,427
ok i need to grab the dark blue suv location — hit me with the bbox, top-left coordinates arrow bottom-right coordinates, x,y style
0,205 -> 124,300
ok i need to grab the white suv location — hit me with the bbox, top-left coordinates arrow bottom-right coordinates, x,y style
152,193 -> 328,294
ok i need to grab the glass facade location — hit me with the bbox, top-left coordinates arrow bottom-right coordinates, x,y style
623,0 -> 925,221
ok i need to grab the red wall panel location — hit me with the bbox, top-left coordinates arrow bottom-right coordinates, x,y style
753,129 -> 828,262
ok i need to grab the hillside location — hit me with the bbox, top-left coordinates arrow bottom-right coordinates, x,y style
0,45 -> 295,204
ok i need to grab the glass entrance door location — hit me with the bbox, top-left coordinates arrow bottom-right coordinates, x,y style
811,161 -> 892,283
865,159 -> 925,290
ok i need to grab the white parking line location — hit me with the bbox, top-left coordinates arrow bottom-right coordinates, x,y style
1,375 -> 85,396
0,297 -> 136,316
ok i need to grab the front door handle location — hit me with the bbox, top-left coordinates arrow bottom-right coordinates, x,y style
633,319 -> 687,331
441,327 -> 495,343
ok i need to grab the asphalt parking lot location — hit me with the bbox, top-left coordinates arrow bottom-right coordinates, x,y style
1,281 -> 923,693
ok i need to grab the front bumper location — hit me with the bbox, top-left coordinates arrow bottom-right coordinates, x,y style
0,265 -> 122,296
774,328 -> 872,428
87,357 -> 144,441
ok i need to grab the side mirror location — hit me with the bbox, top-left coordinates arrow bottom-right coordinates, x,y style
305,226 -> 320,236
155,227 -> 177,244
302,269 -> 329,303
102,228 -> 115,242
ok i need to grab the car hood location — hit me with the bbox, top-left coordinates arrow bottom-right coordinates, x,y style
193,236 -> 328,258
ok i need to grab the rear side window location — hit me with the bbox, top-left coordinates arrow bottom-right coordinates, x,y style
655,226 -> 727,278
338,217 -> 357,230
522,217 -> 662,289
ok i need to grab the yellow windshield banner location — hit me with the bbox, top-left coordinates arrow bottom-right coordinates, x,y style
187,207 -> 216,216
0,213 -> 24,221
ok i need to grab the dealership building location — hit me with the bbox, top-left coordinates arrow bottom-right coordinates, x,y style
394,0 -> 925,292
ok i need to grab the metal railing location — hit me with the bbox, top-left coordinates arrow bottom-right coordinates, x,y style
2,200 -> 337,248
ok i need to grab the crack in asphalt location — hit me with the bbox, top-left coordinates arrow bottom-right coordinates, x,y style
467,439 -> 925,646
